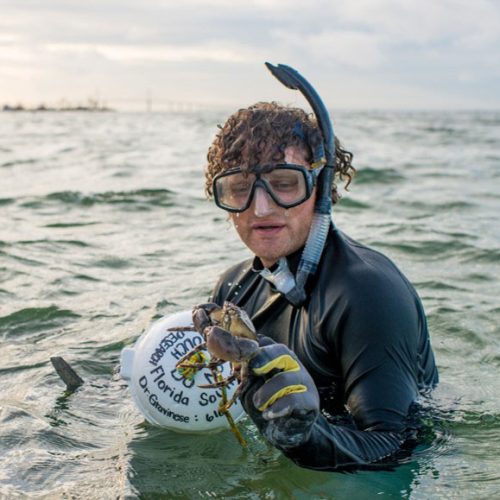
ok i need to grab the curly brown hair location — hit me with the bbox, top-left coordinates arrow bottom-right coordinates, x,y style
205,101 -> 355,204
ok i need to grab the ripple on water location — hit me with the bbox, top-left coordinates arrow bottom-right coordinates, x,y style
48,189 -> 176,206
406,200 -> 477,213
43,221 -> 99,228
430,407 -> 500,485
461,247 -> 500,264
127,421 -> 277,498
480,351 -> 500,367
92,256 -> 131,269
336,198 -> 371,210
16,238 -> 91,249
18,188 -> 177,211
353,167 -> 406,185
1,158 -> 38,168
465,272 -> 496,282
415,280 -> 468,292
369,239 -> 475,258
0,197 -> 15,206
0,359 -> 48,376
0,305 -> 81,339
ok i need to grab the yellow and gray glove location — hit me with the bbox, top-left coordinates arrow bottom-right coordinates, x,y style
241,337 -> 320,450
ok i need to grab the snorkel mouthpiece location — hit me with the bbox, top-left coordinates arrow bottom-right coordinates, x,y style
259,257 -> 296,295
264,62 -> 336,307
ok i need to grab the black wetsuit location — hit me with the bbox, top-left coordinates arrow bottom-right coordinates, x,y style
211,227 -> 438,471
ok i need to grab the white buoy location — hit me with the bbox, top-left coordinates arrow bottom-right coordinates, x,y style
120,309 -> 245,432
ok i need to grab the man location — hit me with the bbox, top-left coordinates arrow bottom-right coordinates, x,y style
205,64 -> 438,471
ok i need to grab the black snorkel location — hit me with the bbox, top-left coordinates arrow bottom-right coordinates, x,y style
263,62 -> 336,307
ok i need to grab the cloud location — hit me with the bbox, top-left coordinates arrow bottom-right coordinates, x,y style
273,30 -> 385,69
1,0 -> 499,108
334,0 -> 500,45
44,41 -> 262,64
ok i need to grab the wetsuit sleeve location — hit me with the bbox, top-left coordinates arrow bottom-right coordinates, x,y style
275,280 -> 435,471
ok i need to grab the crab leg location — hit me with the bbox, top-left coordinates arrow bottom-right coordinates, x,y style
172,302 -> 258,448
210,366 -> 247,448
174,341 -> 207,368
198,372 -> 237,389
177,359 -> 221,370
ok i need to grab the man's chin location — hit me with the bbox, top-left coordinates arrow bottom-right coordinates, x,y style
250,240 -> 292,268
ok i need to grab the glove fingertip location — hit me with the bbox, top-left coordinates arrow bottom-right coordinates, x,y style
257,334 -> 276,347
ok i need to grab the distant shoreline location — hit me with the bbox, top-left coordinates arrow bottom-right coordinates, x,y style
2,104 -> 113,112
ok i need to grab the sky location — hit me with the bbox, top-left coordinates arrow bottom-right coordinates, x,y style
1,0 -> 499,110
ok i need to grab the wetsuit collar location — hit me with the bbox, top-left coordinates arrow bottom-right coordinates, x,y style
252,247 -> 305,296
251,245 -> 303,275
252,226 -> 335,301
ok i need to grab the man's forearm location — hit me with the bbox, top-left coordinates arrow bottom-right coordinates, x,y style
280,413 -> 406,471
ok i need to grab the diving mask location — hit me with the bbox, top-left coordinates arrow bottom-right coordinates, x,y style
213,163 -> 319,213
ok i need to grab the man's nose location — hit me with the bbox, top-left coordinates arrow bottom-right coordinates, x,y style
252,186 -> 276,217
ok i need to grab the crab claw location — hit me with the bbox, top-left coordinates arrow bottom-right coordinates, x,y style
192,303 -> 222,334
206,326 -> 259,363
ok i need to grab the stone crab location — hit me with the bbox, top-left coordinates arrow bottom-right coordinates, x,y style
171,301 -> 260,412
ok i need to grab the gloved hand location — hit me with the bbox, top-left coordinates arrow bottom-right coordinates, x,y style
241,336 -> 320,450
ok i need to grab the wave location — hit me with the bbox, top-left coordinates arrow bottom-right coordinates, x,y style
406,200 -> 477,212
16,239 -> 91,248
370,239 -> 474,258
336,198 -> 371,210
353,167 -> 406,185
461,247 -> 500,263
415,280 -> 468,292
43,222 -> 98,228
0,305 -> 81,339
1,158 -> 37,168
20,189 -> 176,209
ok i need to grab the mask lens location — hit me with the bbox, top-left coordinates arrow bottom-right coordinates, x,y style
214,171 -> 256,211
264,168 -> 307,206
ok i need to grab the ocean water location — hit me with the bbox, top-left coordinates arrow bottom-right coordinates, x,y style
0,109 -> 499,499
